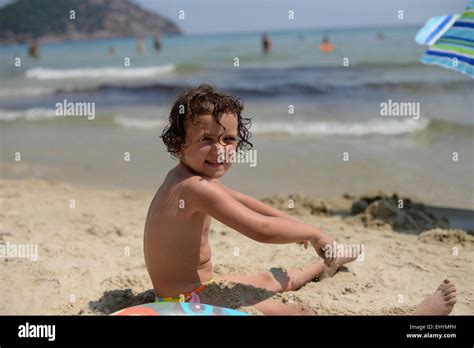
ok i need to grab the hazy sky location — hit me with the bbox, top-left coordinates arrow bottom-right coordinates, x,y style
133,0 -> 469,34
0,0 -> 469,34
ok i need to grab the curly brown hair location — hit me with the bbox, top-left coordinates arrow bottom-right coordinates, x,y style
161,84 -> 253,159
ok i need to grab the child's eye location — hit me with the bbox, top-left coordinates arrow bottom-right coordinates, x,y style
200,137 -> 212,142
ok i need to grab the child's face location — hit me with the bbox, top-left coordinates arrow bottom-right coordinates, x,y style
179,112 -> 238,179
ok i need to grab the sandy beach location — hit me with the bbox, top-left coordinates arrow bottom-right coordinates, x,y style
0,178 -> 472,315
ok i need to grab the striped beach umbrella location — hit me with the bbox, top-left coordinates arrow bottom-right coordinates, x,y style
420,0 -> 474,78
415,14 -> 461,46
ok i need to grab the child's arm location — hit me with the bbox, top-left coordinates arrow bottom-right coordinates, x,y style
184,177 -> 335,264
216,180 -> 296,221
216,181 -> 314,248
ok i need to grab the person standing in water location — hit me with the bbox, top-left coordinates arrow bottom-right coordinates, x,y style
319,35 -> 335,53
28,40 -> 40,59
153,34 -> 162,52
262,33 -> 272,53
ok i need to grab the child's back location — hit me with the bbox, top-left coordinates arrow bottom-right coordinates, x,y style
144,164 -> 213,297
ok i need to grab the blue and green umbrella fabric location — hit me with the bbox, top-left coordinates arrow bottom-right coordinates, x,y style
418,0 -> 473,78
415,14 -> 461,46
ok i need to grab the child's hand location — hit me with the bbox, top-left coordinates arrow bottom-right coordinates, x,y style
310,235 -> 336,267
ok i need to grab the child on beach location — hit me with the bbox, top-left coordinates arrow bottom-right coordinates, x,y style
144,84 -> 457,315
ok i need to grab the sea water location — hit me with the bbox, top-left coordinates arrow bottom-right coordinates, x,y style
0,27 -> 472,208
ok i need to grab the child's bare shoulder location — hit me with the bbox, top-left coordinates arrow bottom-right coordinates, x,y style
179,175 -> 226,202
164,165 -> 229,206
180,175 -> 213,193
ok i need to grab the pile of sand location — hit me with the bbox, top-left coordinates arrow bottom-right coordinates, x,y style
347,192 -> 450,233
418,228 -> 474,246
261,193 -> 334,215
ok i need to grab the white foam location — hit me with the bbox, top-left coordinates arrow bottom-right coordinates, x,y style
251,118 -> 430,136
25,64 -> 175,80
114,116 -> 429,135
0,108 -> 56,121
114,116 -> 165,129
0,87 -> 56,97
1,111 -> 430,136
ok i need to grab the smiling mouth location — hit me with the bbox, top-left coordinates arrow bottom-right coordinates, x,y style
205,160 -> 224,166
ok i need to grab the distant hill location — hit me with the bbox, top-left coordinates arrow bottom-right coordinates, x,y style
0,0 -> 182,44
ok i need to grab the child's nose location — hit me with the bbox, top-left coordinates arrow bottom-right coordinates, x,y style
210,140 -> 226,155
212,140 -> 225,150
